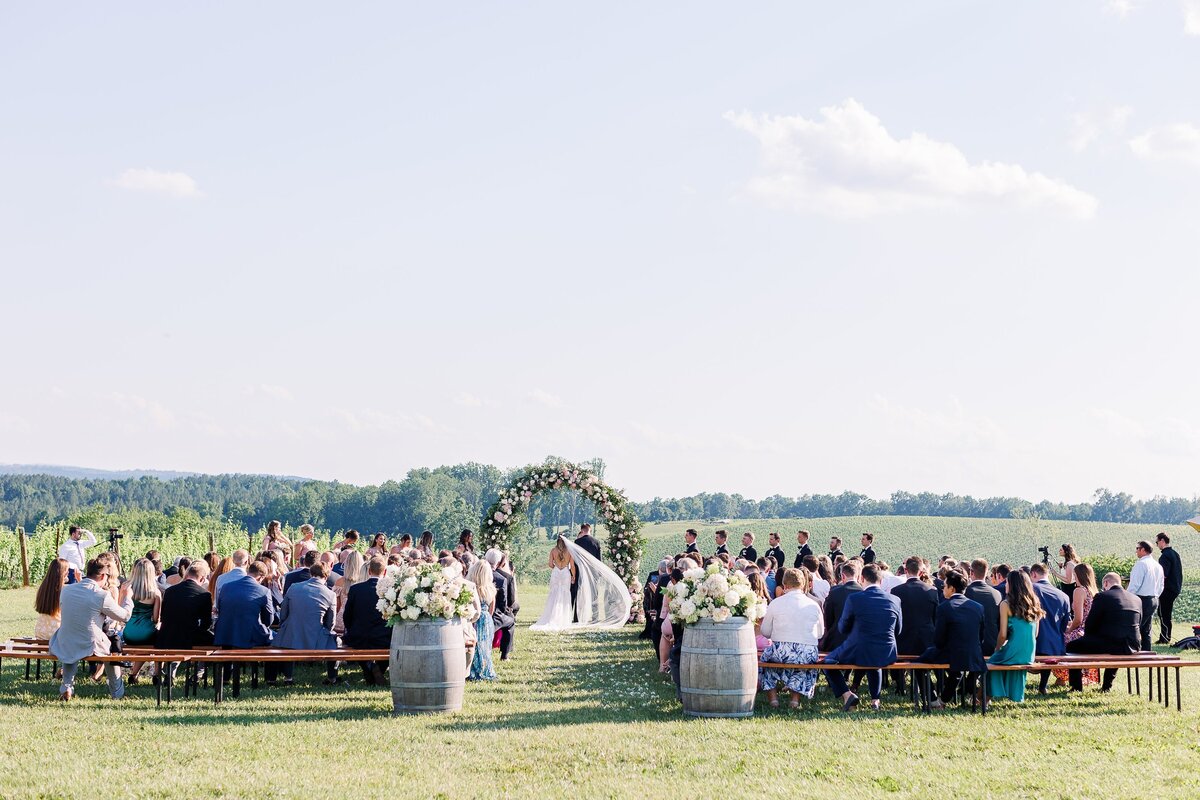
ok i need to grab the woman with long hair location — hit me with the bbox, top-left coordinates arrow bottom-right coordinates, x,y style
262,520 -> 292,564
333,551 -> 366,635
1049,544 -> 1080,598
208,556 -> 233,600
418,531 -> 435,559
1053,563 -> 1101,688
34,558 -> 70,640
466,559 -> 497,680
365,533 -> 388,559
124,558 -> 162,682
986,570 -> 1045,703
458,529 -> 475,553
292,524 -> 317,566
203,551 -> 220,574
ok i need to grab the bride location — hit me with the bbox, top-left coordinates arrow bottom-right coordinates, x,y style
530,535 -> 631,632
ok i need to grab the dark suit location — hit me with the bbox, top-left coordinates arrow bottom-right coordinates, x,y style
684,542 -> 699,555
493,569 -> 517,659
820,581 -> 862,651
575,534 -> 602,561
890,576 -> 938,693
1158,547 -> 1183,642
282,567 -> 309,596
343,576 -> 389,684
828,548 -> 844,562
739,546 -> 757,562
859,546 -> 876,564
824,585 -> 902,700
714,544 -> 729,556
793,543 -> 813,569
918,593 -> 986,702
765,545 -> 786,568
212,573 -> 273,685
964,580 -> 1002,656
1032,578 -> 1070,693
1066,586 -> 1142,690
157,579 -> 213,650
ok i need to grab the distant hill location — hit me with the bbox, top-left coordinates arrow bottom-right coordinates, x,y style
0,464 -> 311,482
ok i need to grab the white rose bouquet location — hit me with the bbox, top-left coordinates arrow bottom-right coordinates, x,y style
376,562 -> 474,623
665,564 -> 766,625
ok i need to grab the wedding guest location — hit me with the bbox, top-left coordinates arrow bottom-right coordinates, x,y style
334,551 -> 365,635
261,520 -> 292,562
828,536 -> 844,562
203,551 -> 220,574
57,526 -> 96,584
821,562 -> 862,652
859,534 -> 876,564
1127,540 -> 1165,651
213,560 -> 273,684
822,564 -> 901,711
275,561 -> 341,684
487,549 -> 516,660
879,562 -> 904,593
293,524 -> 318,565
918,570 -> 985,709
467,560 -> 498,681
640,570 -> 660,642
1156,533 -> 1183,644
759,568 -> 824,708
964,559 -> 1002,657
459,529 -> 476,554
418,531 -> 435,559
122,558 -> 161,666
891,556 -> 938,694
1053,563 -> 1101,689
990,563 -> 1010,597
284,551 -> 320,595
764,532 -> 786,570
165,557 -> 191,587
739,532 -> 758,562
684,529 -> 700,555
157,560 -> 213,683
756,558 -> 777,599
1065,572 -> 1142,691
986,570 -> 1043,703
34,558 -> 70,640
214,550 -> 250,606
1029,562 -> 1070,694
145,550 -> 167,591
397,534 -> 414,554
497,551 -> 519,615
50,558 -> 131,700
713,530 -> 729,556
342,556 -> 390,685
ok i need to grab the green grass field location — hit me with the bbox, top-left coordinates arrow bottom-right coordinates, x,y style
2,580 -> 1200,799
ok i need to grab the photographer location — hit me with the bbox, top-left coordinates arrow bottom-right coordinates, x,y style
1047,544 -> 1080,598
57,526 -> 97,584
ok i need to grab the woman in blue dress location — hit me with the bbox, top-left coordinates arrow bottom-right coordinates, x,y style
987,570 -> 1044,703
467,560 -> 497,680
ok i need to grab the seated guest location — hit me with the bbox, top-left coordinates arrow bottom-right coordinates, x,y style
1065,571 -> 1141,692
275,561 -> 341,684
918,570 -> 985,709
343,556 -> 391,685
759,568 -> 824,708
496,550 -> 520,616
891,556 -> 939,694
157,560 -> 213,683
213,559 -> 274,684
146,549 -> 167,591
165,557 -> 191,587
487,549 -> 517,660
467,559 -> 498,681
821,562 -> 862,653
34,558 -> 70,641
283,550 -> 320,595
964,558 -> 1002,657
214,550 -> 250,607
986,570 -> 1044,703
319,551 -> 340,584
1053,563 -> 1101,689
123,558 -> 163,683
990,563 -> 1010,598
49,558 -> 131,700
822,564 -> 901,711
1029,563 -> 1070,695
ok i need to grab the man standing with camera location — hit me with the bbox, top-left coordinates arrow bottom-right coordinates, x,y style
57,526 -> 96,585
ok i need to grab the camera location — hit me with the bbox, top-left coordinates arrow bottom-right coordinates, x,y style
1037,545 -> 1050,564
107,527 -> 124,547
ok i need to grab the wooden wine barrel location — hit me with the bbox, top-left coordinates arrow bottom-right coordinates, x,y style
390,618 -> 466,714
679,617 -> 757,718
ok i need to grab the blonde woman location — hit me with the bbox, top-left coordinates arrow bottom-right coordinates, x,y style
124,558 -> 162,682
334,551 -> 366,635
291,523 -> 317,566
467,559 -> 497,680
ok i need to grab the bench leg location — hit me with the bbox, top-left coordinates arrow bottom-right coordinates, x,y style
156,666 -> 162,707
36,658 -> 42,681
251,662 -> 258,690
165,663 -> 173,704
1163,666 -> 1168,708
1135,667 -> 1140,696
25,658 -> 31,681
1127,668 -> 1132,694
1148,667 -> 1153,702
1176,667 -> 1181,712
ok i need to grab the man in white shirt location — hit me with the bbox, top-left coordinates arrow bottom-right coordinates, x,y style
880,562 -> 906,593
57,526 -> 97,584
1126,540 -> 1165,651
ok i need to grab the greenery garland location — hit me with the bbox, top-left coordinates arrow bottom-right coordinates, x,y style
480,460 -> 644,582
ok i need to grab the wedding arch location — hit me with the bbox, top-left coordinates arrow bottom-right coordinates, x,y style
480,460 -> 644,583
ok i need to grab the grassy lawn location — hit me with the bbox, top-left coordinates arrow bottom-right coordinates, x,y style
1,585 -> 1199,799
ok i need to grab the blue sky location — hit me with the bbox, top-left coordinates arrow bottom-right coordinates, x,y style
2,1 -> 1199,502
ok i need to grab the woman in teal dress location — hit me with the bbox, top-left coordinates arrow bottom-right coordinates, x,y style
467,560 -> 497,681
987,570 -> 1044,703
122,558 -> 162,683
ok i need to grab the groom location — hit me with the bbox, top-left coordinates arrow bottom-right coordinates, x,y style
571,523 -> 603,621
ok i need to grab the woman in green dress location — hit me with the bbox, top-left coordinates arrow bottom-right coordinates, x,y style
122,558 -> 162,683
987,570 -> 1044,703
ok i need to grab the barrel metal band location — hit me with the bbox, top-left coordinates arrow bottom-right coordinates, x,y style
680,687 -> 754,696
682,646 -> 751,655
392,680 -> 460,689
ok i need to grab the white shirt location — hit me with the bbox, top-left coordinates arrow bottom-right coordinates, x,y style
759,589 -> 824,646
810,577 -> 831,602
57,530 -> 97,573
881,572 -> 906,593
1127,554 -> 1164,598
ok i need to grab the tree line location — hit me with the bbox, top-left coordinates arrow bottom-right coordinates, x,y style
0,462 -> 1195,533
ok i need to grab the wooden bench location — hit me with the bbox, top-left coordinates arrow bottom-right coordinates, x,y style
199,648 -> 390,703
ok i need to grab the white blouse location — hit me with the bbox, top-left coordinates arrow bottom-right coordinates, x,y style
759,590 -> 824,646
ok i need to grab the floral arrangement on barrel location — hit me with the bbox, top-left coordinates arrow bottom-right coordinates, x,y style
376,562 -> 475,623
480,460 -> 645,583
666,564 -> 767,625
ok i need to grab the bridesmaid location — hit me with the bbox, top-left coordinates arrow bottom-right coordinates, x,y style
292,524 -> 318,566
262,520 -> 293,564
986,571 -> 1044,703
365,533 -> 389,559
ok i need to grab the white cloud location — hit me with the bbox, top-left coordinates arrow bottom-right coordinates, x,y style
245,383 -> 294,401
452,391 -> 484,408
1068,105 -> 1133,153
1104,0 -> 1142,17
1090,408 -> 1200,458
335,408 -> 438,435
528,388 -> 564,409
725,99 -> 1098,219
111,168 -> 202,198
870,395 -> 1008,454
0,411 -> 32,434
111,392 -> 176,430
1129,122 -> 1200,166
1185,0 -> 1200,34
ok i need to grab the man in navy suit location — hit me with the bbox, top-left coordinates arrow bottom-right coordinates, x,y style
284,550 -> 319,595
1029,563 -> 1070,694
964,559 -> 1002,657
343,556 -> 390,685
213,560 -> 274,686
917,570 -> 986,708
823,564 -> 902,711
820,562 -> 862,652
890,556 -> 939,694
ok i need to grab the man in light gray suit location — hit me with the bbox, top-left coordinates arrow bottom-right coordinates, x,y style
50,559 -> 131,700
271,562 -> 341,685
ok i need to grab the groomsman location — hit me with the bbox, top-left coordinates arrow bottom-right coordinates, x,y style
684,529 -> 700,555
794,530 -> 813,569
714,530 -> 729,556
859,533 -> 877,564
828,537 -> 845,562
738,532 -> 757,562
1155,533 -> 1183,644
764,532 -> 786,570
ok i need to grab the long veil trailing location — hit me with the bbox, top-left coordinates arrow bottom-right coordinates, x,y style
561,537 -> 631,630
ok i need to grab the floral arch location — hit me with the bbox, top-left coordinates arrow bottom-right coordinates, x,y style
481,460 -> 644,583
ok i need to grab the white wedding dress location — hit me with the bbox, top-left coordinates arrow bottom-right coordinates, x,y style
529,538 -> 631,632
